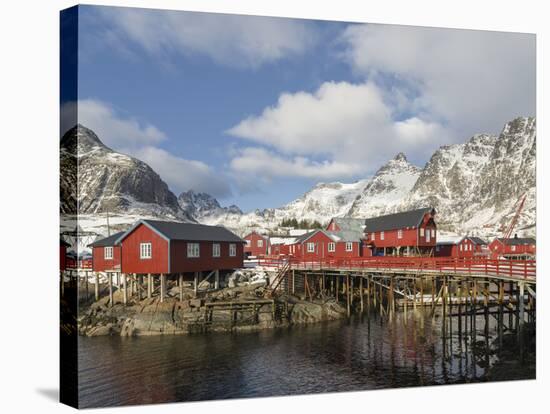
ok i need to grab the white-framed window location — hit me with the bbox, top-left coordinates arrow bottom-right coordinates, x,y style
187,242 -> 200,258
397,229 -> 403,239
229,243 -> 237,256
307,242 -> 315,253
328,242 -> 335,252
380,231 -> 385,241
257,239 -> 263,248
460,244 -> 463,251
212,243 -> 220,257
431,229 -> 436,237
420,228 -> 425,237
246,240 -> 251,247
104,246 -> 113,260
140,242 -> 152,259
511,245 -> 516,252
345,242 -> 353,252
371,232 -> 375,241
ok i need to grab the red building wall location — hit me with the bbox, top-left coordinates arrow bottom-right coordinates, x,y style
120,224 -> 170,274
489,239 -> 536,258
170,240 -> 243,273
92,245 -> 121,272
294,232 -> 362,260
60,245 -> 67,271
366,214 -> 436,252
244,232 -> 269,257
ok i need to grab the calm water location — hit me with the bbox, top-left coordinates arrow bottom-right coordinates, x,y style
78,309 -> 535,408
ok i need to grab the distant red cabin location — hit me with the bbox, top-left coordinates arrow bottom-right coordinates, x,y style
489,237 -> 536,259
289,229 -> 364,260
117,220 -> 245,274
60,239 -> 70,271
243,231 -> 270,258
88,231 -> 124,272
363,207 -> 437,256
435,236 -> 488,258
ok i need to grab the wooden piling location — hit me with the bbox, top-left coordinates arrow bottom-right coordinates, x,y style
179,274 -> 184,301
160,274 -> 166,302
122,273 -> 127,305
147,273 -> 152,299
108,272 -> 113,307
346,274 -> 350,317
360,277 -> 364,313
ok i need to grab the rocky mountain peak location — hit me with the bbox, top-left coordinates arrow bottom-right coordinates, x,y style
393,152 -> 408,162
60,124 -> 192,221
178,190 -> 243,220
61,124 -> 110,156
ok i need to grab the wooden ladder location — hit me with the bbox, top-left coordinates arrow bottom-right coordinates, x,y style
266,260 -> 291,297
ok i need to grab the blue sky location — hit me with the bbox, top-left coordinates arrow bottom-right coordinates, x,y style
62,5 -> 535,212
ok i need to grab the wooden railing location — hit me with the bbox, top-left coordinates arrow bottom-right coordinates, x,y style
258,256 -> 536,280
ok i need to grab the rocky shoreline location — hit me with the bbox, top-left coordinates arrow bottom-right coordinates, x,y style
78,280 -> 348,337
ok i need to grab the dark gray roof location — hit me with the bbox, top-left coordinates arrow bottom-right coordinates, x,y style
363,207 -> 435,233
496,237 -> 536,245
330,217 -> 366,231
466,236 -> 487,245
88,231 -> 125,247
120,220 -> 244,243
294,230 -> 319,244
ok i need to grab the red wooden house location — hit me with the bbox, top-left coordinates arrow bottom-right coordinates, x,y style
489,236 -> 536,259
115,220 -> 245,274
60,239 -> 70,271
435,236 -> 488,258
363,207 -> 437,256
88,231 -> 124,272
268,236 -> 296,256
243,231 -> 270,258
289,228 -> 365,260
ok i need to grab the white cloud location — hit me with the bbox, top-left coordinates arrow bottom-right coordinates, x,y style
227,81 -> 449,179
230,147 -> 364,180
132,146 -> 231,198
61,99 -> 165,149
61,99 -> 231,198
340,24 -> 536,136
92,7 -> 317,68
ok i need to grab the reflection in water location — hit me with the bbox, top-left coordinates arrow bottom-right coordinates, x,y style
78,307 -> 535,408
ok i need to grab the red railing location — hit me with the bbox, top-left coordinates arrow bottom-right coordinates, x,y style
257,256 -> 536,280
66,258 -> 93,270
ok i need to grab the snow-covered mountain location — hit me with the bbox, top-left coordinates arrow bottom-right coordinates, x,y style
178,190 -> 242,220
63,117 -> 535,240
347,152 -> 421,218
60,124 -> 193,222
193,117 -> 536,238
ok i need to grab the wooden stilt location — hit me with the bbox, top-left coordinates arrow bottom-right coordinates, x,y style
122,273 -> 127,305
85,271 -> 89,300
160,274 -> 166,302
346,275 -> 350,317
194,271 -> 199,297
179,274 -> 184,301
94,272 -> 100,301
518,282 -> 525,330
108,272 -> 113,307
214,270 -> 220,290
147,273 -> 152,299
138,274 -> 143,301
360,277 -> 364,313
